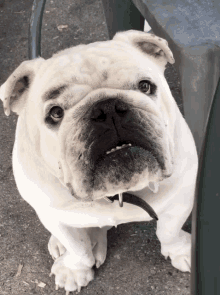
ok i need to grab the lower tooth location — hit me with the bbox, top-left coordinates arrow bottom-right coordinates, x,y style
106,144 -> 132,154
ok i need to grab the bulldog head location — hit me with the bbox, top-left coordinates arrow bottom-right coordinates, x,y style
0,30 -> 176,201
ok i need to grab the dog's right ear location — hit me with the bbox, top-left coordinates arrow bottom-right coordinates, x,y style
0,57 -> 45,116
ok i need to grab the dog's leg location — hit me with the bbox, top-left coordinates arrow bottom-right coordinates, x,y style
156,202 -> 193,272
44,223 -> 110,293
48,226 -> 111,266
87,226 -> 111,268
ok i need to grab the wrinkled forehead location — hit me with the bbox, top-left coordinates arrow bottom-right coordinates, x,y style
35,40 -> 161,94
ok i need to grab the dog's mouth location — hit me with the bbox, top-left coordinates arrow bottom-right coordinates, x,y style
92,138 -> 164,171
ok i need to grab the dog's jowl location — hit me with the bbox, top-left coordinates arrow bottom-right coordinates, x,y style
0,30 -> 198,294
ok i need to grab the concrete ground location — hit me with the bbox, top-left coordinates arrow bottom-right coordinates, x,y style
0,0 -> 190,294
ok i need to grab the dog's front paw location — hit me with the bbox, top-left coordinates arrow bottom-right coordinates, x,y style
48,235 -> 66,260
50,252 -> 94,293
161,230 -> 191,272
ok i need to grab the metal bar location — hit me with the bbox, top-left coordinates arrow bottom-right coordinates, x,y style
191,77 -> 220,294
28,0 -> 47,59
101,0 -> 144,39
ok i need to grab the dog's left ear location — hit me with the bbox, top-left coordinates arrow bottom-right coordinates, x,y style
113,30 -> 175,67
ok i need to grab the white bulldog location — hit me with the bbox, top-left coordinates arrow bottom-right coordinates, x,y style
0,30 -> 198,294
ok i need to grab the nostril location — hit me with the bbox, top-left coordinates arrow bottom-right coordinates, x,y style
91,109 -> 107,122
90,99 -> 115,122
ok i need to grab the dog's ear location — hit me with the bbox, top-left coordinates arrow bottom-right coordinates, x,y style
113,30 -> 175,67
0,57 -> 45,116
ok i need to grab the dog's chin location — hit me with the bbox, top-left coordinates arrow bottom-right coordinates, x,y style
90,146 -> 162,197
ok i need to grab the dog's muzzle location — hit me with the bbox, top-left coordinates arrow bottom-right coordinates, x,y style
88,98 -> 166,172
62,96 -> 172,203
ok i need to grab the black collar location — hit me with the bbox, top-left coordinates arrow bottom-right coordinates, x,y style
107,193 -> 158,221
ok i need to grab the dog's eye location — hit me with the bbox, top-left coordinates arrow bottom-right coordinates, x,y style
49,106 -> 64,122
138,80 -> 151,94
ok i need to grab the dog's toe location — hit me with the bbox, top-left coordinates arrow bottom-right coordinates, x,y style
93,242 -> 107,268
90,227 -> 108,268
48,235 -> 66,260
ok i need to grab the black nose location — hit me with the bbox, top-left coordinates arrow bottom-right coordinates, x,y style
90,98 -> 129,128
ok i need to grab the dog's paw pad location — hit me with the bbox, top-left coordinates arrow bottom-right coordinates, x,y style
171,255 -> 191,272
51,256 -> 94,292
48,235 -> 66,260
